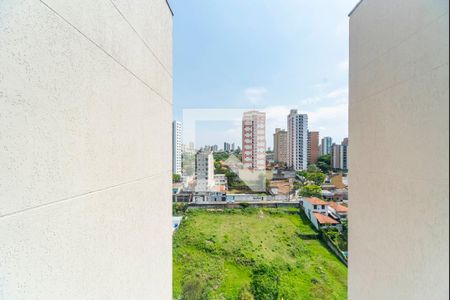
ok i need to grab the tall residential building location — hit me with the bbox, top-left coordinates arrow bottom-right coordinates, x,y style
341,138 -> 348,170
172,121 -> 182,175
307,131 -> 320,165
195,150 -> 215,192
273,128 -> 288,164
331,143 -> 342,169
320,137 -> 333,155
331,138 -> 349,170
231,142 -> 235,151
287,110 -> 308,171
242,111 -> 266,170
0,0 -> 173,298
224,142 -> 231,152
349,1 -> 448,299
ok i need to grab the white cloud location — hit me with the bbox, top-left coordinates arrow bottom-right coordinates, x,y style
190,87 -> 349,149
326,87 -> 348,99
244,87 -> 267,104
261,87 -> 349,147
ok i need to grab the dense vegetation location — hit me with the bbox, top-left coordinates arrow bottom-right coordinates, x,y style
173,173 -> 181,183
295,165 -> 327,198
173,208 -> 347,299
316,154 -> 332,173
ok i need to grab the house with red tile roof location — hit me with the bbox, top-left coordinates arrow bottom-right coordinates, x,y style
313,212 -> 339,227
328,202 -> 348,220
301,197 -> 340,229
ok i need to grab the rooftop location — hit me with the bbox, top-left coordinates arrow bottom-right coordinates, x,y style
329,202 -> 348,213
313,213 -> 340,225
303,197 -> 329,205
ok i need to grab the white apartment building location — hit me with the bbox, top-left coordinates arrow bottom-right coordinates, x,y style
287,110 -> 308,170
172,121 -> 182,175
349,0 -> 448,299
195,150 -> 215,192
242,111 -> 266,170
0,0 -> 173,298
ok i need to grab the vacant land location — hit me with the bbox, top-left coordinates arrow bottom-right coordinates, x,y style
173,208 -> 347,299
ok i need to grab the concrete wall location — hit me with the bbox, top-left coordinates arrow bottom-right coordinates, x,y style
0,0 -> 172,298
349,0 -> 449,299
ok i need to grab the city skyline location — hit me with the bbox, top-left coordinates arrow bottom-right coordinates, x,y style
175,116 -> 347,152
171,0 -> 356,147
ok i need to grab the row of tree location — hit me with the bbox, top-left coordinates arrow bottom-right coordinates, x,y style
295,156 -> 331,198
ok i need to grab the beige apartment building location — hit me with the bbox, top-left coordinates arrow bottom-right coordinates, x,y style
273,128 -> 288,164
349,0 -> 449,299
0,0 -> 173,298
242,111 -> 266,170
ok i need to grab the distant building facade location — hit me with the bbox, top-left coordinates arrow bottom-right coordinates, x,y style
307,131 -> 320,165
287,110 -> 308,170
224,142 -> 231,152
195,150 -> 214,192
321,137 -> 333,155
172,121 -> 182,175
273,128 -> 288,164
331,138 -> 349,170
242,111 -> 266,170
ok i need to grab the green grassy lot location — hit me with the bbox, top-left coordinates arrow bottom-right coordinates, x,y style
173,208 -> 347,299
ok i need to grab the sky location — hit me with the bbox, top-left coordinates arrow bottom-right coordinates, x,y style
171,0 -> 360,149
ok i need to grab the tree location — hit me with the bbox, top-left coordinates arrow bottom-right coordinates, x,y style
316,154 -> 331,173
296,171 -> 308,186
307,164 -> 320,172
306,172 -> 326,186
300,184 -> 322,198
173,173 -> 181,183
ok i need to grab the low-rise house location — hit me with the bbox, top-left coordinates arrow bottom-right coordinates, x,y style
322,190 -> 334,200
301,197 -> 340,230
214,174 -> 228,192
334,188 -> 348,201
328,202 -> 348,220
313,212 -> 340,229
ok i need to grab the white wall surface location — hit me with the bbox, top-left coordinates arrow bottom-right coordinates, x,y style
349,0 -> 449,299
0,0 -> 172,298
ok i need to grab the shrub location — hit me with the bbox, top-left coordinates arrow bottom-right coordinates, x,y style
182,278 -> 205,300
238,284 -> 254,300
239,202 -> 250,209
251,264 -> 280,300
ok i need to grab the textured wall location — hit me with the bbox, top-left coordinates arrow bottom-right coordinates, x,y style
349,0 -> 449,299
0,0 -> 172,298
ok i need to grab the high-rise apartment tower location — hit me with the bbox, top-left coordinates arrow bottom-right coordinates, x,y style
307,131 -> 320,165
287,110 -> 308,171
172,121 -> 182,175
242,111 -> 266,170
273,128 -> 288,164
